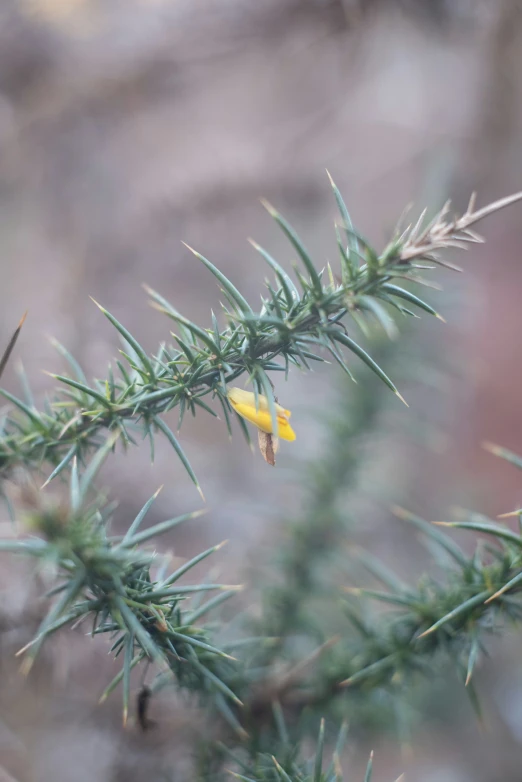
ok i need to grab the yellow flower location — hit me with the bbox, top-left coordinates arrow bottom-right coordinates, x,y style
226,387 -> 296,442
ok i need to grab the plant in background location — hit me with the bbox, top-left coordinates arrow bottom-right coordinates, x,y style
0,177 -> 522,780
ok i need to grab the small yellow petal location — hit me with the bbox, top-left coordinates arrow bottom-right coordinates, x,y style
227,387 -> 295,441
234,403 -> 273,432
227,387 -> 287,416
277,417 -> 296,442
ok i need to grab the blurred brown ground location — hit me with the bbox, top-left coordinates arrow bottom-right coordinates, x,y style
1,1 -> 522,780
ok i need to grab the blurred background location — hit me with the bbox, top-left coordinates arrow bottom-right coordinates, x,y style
1,0 -> 522,779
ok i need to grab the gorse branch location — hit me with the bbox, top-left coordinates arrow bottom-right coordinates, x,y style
333,494 -> 522,700
7,428 -> 522,770
1,179 -> 519,492
1,178 -> 522,780
0,446 -> 240,725
250,458 -> 522,721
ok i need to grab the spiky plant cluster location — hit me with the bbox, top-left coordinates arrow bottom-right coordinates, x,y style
2,179 -> 520,493
216,448 -> 522,753
0,439 -> 241,726
1,176 -> 522,779
312,490 -> 522,709
225,719 -> 377,782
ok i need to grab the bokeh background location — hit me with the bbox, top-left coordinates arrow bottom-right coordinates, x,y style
1,1 -> 522,779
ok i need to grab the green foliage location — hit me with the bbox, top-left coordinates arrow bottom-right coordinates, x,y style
0,447 -> 239,726
318,495 -> 522,704
1,178 -> 522,778
3,180 -> 516,492
225,719 -> 355,782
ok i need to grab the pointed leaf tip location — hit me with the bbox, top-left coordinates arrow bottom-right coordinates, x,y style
395,390 -> 409,407
0,310 -> 29,380
482,441 -> 500,454
484,571 -> 522,604
182,242 -> 252,315
89,296 -> 104,312
181,241 -> 198,256
260,198 -> 277,216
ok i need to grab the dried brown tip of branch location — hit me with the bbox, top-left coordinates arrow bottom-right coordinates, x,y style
409,208 -> 428,242
399,190 -> 522,264
466,191 -> 522,225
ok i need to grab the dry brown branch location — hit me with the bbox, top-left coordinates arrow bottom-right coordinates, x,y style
399,191 -> 522,264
